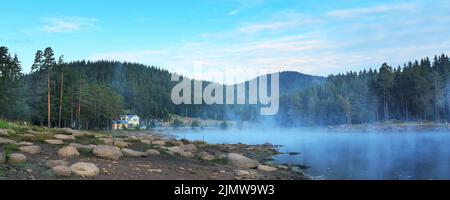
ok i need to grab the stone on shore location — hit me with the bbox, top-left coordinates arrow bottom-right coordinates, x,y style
0,137 -> 16,145
0,152 -> 5,164
0,129 -> 10,137
197,151 -> 215,161
145,149 -> 160,156
46,160 -> 69,168
69,143 -> 96,151
93,145 -> 123,160
54,134 -> 75,141
122,148 -> 146,157
19,145 -> 42,155
180,144 -> 198,153
57,146 -> 80,158
8,153 -> 27,165
180,151 -> 194,158
70,162 -> 99,177
52,165 -> 72,177
227,153 -> 260,169
17,142 -> 34,146
44,139 -> 64,145
152,140 -> 166,146
168,146 -> 185,155
257,165 -> 278,172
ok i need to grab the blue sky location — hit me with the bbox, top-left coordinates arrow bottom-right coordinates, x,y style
1,0 -> 450,82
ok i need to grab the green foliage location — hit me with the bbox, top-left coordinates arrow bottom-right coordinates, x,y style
173,118 -> 185,128
191,120 -> 200,128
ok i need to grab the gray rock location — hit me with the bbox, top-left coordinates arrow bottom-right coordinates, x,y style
180,144 -> 198,153
152,140 -> 166,146
0,129 -> 10,137
197,151 -> 215,160
17,142 -> 34,146
122,148 -> 146,157
145,149 -> 160,156
257,165 -> 278,172
227,153 -> 260,169
44,139 -> 64,145
8,153 -> 27,165
46,160 -> 69,168
57,146 -> 80,158
69,143 -> 96,151
93,145 -> 123,160
0,152 -> 5,164
180,151 -> 194,158
168,146 -> 184,154
0,137 -> 16,145
19,145 -> 42,155
52,165 -> 72,177
70,162 -> 99,177
54,134 -> 75,141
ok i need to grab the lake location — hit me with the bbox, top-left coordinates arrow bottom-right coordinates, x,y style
160,128 -> 450,180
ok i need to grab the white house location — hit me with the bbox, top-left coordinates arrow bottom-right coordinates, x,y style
120,115 -> 140,128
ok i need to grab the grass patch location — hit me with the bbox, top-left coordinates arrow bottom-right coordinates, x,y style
128,141 -> 154,152
31,126 -> 45,132
1,143 -> 19,163
0,120 -> 13,129
25,133 -> 54,143
74,135 -> 103,145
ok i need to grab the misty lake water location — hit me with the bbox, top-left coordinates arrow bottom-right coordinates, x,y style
160,128 -> 450,180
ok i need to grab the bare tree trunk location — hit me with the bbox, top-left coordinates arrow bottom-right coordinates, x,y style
47,71 -> 51,128
58,72 -> 64,128
77,82 -> 82,129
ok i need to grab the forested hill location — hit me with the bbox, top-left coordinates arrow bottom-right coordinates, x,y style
1,46 -> 323,129
1,46 -> 449,129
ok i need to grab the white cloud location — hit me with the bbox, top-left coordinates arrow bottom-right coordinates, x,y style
229,9 -> 240,16
88,1 -> 450,82
41,16 -> 97,33
325,3 -> 417,18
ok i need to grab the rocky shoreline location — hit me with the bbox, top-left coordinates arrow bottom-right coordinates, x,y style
0,123 -> 309,180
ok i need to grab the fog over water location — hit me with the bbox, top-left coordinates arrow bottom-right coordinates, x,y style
162,128 -> 450,180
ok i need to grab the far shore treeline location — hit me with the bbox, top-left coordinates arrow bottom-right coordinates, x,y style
0,46 -> 449,130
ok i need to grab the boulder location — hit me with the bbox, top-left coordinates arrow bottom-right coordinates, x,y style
54,134 -> 75,141
168,146 -> 184,154
57,146 -> 80,158
257,165 -> 278,172
180,151 -> 194,158
113,140 -> 130,148
44,139 -> 64,145
69,143 -> 96,151
0,137 -> 16,145
52,165 -> 72,177
122,148 -> 146,157
17,142 -> 34,146
0,152 -> 5,164
46,160 -> 69,168
197,151 -> 215,161
180,144 -> 198,153
152,140 -> 166,146
8,153 -> 27,165
227,153 -> 260,169
99,138 -> 114,145
93,145 -> 123,161
141,139 -> 153,145
70,162 -> 99,177
145,149 -> 160,156
19,145 -> 42,155
60,128 -> 82,136
0,129 -> 9,137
